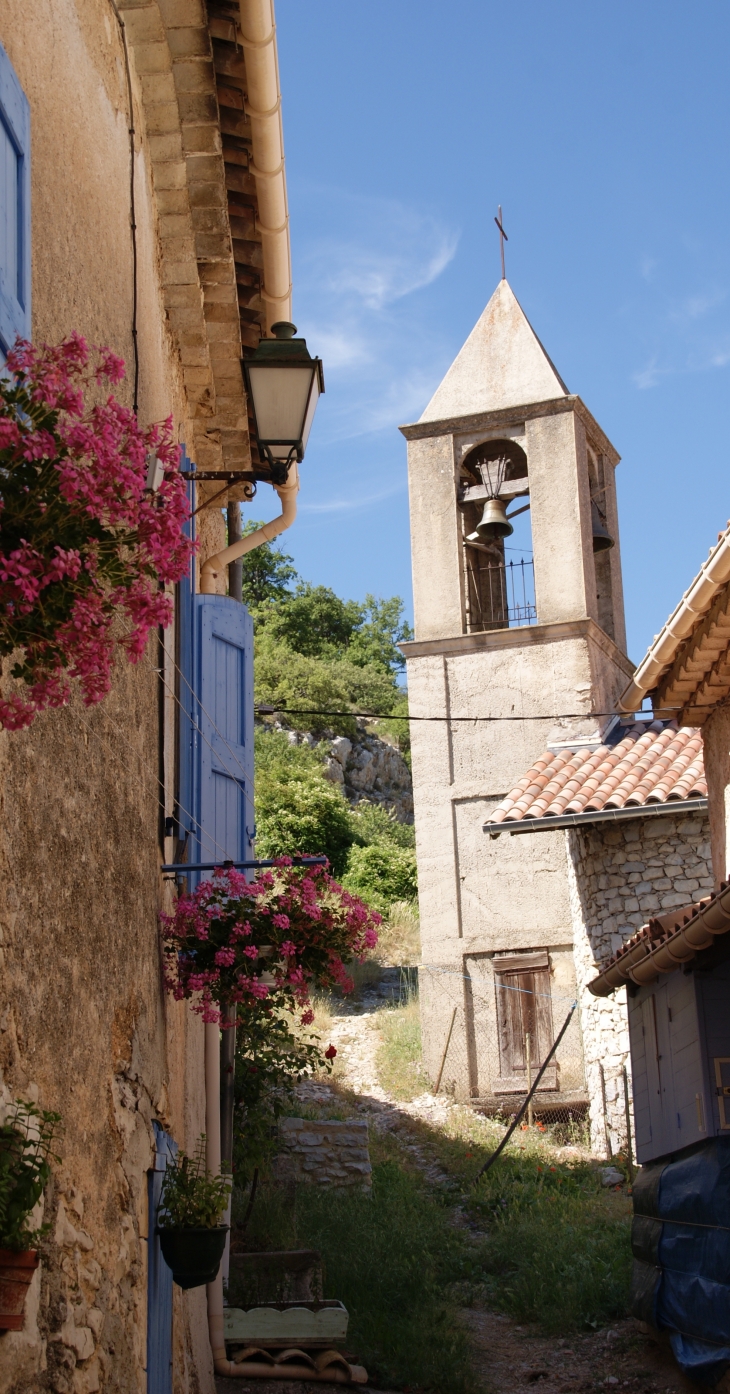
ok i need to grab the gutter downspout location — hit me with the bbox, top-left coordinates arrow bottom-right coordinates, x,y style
239,0 -> 291,335
619,527 -> 730,713
199,465 -> 299,595
205,1022 -> 226,1371
207,9 -> 293,1366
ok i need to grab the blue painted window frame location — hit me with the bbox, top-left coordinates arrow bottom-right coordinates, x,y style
146,1122 -> 178,1394
0,40 -> 30,355
175,450 -> 255,887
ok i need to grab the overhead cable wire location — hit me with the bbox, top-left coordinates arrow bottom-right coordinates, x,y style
255,706 -> 653,723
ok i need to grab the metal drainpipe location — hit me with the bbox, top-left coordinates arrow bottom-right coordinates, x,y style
227,500 -> 243,604
220,501 -> 242,1293
205,1022 -> 227,1368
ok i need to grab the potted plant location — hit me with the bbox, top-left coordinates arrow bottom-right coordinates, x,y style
0,1098 -> 61,1331
157,1135 -> 231,1290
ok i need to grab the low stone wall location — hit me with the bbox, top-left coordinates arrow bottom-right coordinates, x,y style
273,1118 -> 372,1189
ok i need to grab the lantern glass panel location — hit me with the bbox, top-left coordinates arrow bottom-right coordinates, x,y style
300,371 -> 321,456
246,363 -> 316,458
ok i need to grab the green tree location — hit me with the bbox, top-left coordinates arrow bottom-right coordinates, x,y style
254,635 -> 403,736
256,582 -> 364,658
240,527 -> 298,607
254,728 -> 355,876
348,595 -> 413,674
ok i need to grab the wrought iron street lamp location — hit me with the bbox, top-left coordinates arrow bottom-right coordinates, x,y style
242,322 -> 324,483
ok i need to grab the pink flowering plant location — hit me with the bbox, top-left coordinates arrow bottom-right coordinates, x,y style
0,334 -> 195,730
161,859 -> 380,1031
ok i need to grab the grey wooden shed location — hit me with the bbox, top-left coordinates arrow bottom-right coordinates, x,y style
590,887 -> 730,1165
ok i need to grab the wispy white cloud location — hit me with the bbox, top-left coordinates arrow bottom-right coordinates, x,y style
299,481 -> 406,515
631,275 -> 730,390
633,356 -> 665,390
669,286 -> 726,323
291,185 -> 460,444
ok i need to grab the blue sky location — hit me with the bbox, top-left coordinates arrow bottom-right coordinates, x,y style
270,0 -> 730,664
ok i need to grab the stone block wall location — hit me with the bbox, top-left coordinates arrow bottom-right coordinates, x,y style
568,812 -> 712,1155
273,1118 -> 372,1190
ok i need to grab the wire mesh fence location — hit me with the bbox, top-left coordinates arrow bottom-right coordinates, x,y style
394,963 -> 636,1157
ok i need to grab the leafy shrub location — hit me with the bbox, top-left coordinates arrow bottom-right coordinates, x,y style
254,728 -> 355,876
0,1099 -> 61,1251
158,1136 -> 231,1229
349,802 -> 415,851
161,861 -> 380,1026
342,843 -> 418,914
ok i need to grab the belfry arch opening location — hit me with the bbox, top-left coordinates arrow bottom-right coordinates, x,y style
458,438 -> 534,634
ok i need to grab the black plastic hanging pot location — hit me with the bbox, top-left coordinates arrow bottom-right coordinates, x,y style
157,1226 -> 229,1290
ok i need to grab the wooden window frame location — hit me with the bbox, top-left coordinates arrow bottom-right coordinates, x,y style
492,950 -> 558,1094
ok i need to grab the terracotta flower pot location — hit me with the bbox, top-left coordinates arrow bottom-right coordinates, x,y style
157,1227 -> 228,1290
0,1249 -> 39,1331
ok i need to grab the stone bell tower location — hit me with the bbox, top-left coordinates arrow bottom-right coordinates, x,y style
399,279 -> 634,1105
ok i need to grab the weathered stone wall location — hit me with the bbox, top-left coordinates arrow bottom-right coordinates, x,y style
700,705 -> 730,882
0,4 -> 222,1390
273,1118 -> 372,1190
568,813 -> 713,1155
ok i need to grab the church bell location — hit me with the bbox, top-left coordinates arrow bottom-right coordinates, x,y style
591,500 -> 614,553
468,496 -> 514,542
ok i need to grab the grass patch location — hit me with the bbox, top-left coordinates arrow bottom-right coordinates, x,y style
376,995 -> 430,1101
374,898 -> 421,966
234,1146 -> 480,1394
469,1150 -> 632,1333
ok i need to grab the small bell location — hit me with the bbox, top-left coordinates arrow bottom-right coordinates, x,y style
591,500 -> 614,553
468,496 -> 514,542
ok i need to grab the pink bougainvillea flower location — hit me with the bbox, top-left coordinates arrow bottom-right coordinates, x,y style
159,863 -> 380,1052
0,335 -> 195,729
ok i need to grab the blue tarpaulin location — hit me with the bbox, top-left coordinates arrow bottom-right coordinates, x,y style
631,1138 -> 730,1386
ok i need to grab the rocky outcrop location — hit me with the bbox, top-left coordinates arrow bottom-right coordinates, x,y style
323,733 -> 413,823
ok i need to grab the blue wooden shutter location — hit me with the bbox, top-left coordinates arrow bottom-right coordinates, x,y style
0,41 -> 30,355
146,1123 -> 178,1394
176,456 -> 255,879
194,595 -> 254,868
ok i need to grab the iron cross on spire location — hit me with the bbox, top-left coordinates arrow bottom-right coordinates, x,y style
494,205 -> 508,280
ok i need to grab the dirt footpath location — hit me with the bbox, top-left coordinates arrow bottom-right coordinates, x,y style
463,1311 -> 701,1394
221,982 -> 719,1394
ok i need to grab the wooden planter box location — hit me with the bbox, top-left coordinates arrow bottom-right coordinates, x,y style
224,1300 -> 348,1348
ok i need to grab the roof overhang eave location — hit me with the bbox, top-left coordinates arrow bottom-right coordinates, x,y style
588,878 -> 730,998
484,796 -> 708,838
619,531 -> 730,714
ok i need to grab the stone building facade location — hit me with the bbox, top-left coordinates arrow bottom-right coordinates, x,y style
0,3 -> 299,1391
400,281 -> 711,1138
568,811 -> 712,1153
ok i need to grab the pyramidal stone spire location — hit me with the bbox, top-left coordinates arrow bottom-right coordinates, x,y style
420,279 -> 569,424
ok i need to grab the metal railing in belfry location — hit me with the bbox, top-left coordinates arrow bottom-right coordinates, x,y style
477,557 -> 536,627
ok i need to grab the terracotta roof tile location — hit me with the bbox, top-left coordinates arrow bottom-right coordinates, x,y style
487,720 -> 707,827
